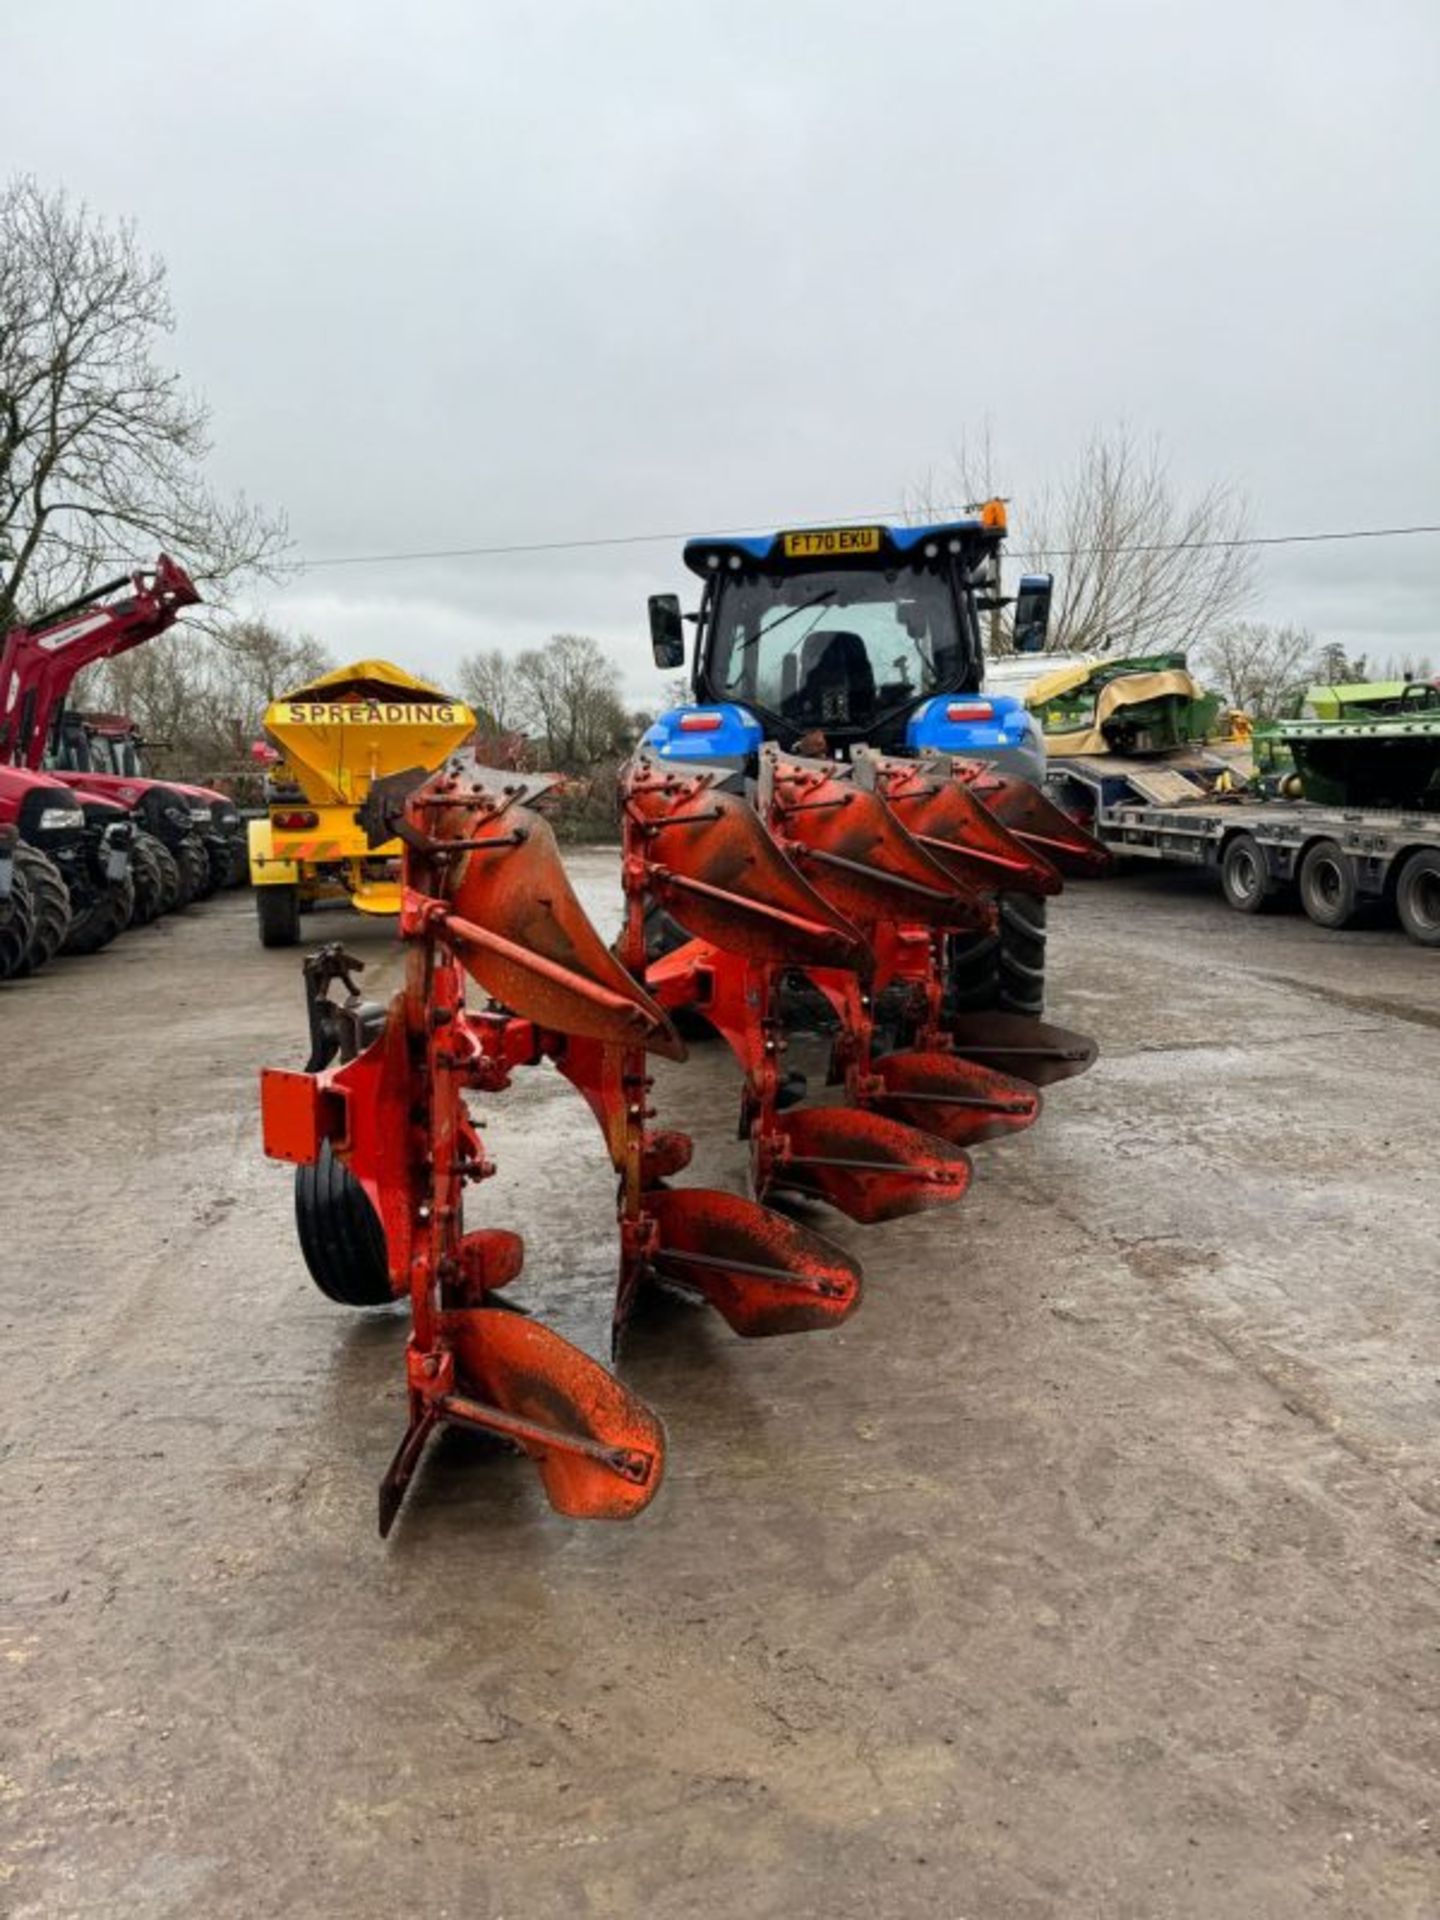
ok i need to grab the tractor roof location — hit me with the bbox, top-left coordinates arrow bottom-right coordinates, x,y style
682,512 -> 1008,579
279,658 -> 461,705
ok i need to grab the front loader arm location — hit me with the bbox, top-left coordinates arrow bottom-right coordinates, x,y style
0,555 -> 201,768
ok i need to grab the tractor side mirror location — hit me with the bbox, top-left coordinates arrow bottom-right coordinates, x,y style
648,594 -> 686,671
1012,573 -> 1053,654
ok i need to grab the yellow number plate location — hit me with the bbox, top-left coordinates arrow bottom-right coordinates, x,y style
782,526 -> 881,559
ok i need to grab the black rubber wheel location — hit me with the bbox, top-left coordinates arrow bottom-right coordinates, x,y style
1220,832 -> 1273,915
1395,848 -> 1440,948
151,839 -> 182,914
946,892 -> 1047,1017
294,1140 -> 393,1306
0,868 -> 36,980
128,834 -> 167,925
62,872 -> 135,955
13,845 -> 71,974
177,833 -> 214,902
1298,838 -> 1358,931
256,884 -> 301,948
202,837 -> 230,893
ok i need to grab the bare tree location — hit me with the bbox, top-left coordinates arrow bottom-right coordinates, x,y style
0,176 -> 286,628
515,633 -> 632,772
458,646 -> 530,735
921,424 -> 1255,657
1312,641 -> 1370,685
76,616 -> 330,774
1197,621 -> 1317,722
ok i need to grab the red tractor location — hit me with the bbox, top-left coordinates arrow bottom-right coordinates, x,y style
0,557 -> 203,975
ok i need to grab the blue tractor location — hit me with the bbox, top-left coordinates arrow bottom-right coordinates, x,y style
638,506 -> 1059,1014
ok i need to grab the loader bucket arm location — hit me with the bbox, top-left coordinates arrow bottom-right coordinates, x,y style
0,556 -> 200,769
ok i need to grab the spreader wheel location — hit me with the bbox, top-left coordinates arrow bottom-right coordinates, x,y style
295,1139 -> 394,1307
257,884 -> 302,948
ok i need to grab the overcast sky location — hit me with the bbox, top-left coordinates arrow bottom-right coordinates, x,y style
8,0 -> 1438,701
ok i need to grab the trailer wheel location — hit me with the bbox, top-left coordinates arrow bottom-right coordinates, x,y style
13,845 -> 72,973
294,1139 -> 394,1307
1220,833 -> 1273,915
256,884 -> 302,948
945,893 -> 1047,1018
1395,848 -> 1440,948
1298,839 -> 1358,930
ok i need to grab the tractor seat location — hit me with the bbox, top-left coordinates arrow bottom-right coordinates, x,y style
795,629 -> 875,726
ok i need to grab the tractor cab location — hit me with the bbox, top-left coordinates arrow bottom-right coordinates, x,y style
644,508 -> 1051,776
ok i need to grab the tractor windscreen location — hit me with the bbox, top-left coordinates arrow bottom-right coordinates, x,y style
706,565 -> 973,735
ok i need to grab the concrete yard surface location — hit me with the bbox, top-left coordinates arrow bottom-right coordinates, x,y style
1,858 -> 1438,1918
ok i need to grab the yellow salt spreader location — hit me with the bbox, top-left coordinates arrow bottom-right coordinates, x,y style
248,660 -> 476,946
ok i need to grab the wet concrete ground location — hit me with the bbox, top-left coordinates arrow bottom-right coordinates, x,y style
1,858 -> 1437,1918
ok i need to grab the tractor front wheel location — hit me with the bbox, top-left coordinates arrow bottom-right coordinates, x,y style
294,1140 -> 394,1307
256,884 -> 301,948
0,867 -> 36,980
62,873 -> 135,956
14,845 -> 71,974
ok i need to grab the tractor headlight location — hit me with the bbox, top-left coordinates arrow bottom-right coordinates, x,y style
189,804 -> 213,825
38,804 -> 85,832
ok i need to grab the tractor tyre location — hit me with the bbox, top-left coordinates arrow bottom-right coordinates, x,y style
0,868 -> 37,981
945,893 -> 1047,1018
1395,848 -> 1440,949
256,884 -> 302,948
294,1139 -> 393,1307
13,845 -> 72,975
62,872 -> 135,956
1220,832 -> 1274,915
202,837 -> 231,894
1298,839 -> 1358,931
172,834 -> 209,907
128,834 -> 167,925
151,838 -> 183,914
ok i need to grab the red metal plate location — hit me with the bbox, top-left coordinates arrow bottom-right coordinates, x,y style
768,758 -> 989,933
959,768 -> 1110,878
443,799 -> 684,1059
769,1105 -> 973,1224
625,759 -> 867,972
877,758 -> 1061,897
943,1011 -> 1099,1087
442,1308 -> 665,1519
646,1186 -> 862,1336
869,1049 -> 1041,1146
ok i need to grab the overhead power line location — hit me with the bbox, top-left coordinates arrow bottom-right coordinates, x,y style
298,517 -> 1440,572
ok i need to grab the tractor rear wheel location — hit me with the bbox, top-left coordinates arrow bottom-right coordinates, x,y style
13,845 -> 71,974
257,884 -> 301,948
1298,839 -> 1358,931
1395,848 -> 1440,948
0,868 -> 36,980
945,893 -> 1047,1018
62,872 -> 135,956
294,1140 -> 393,1307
